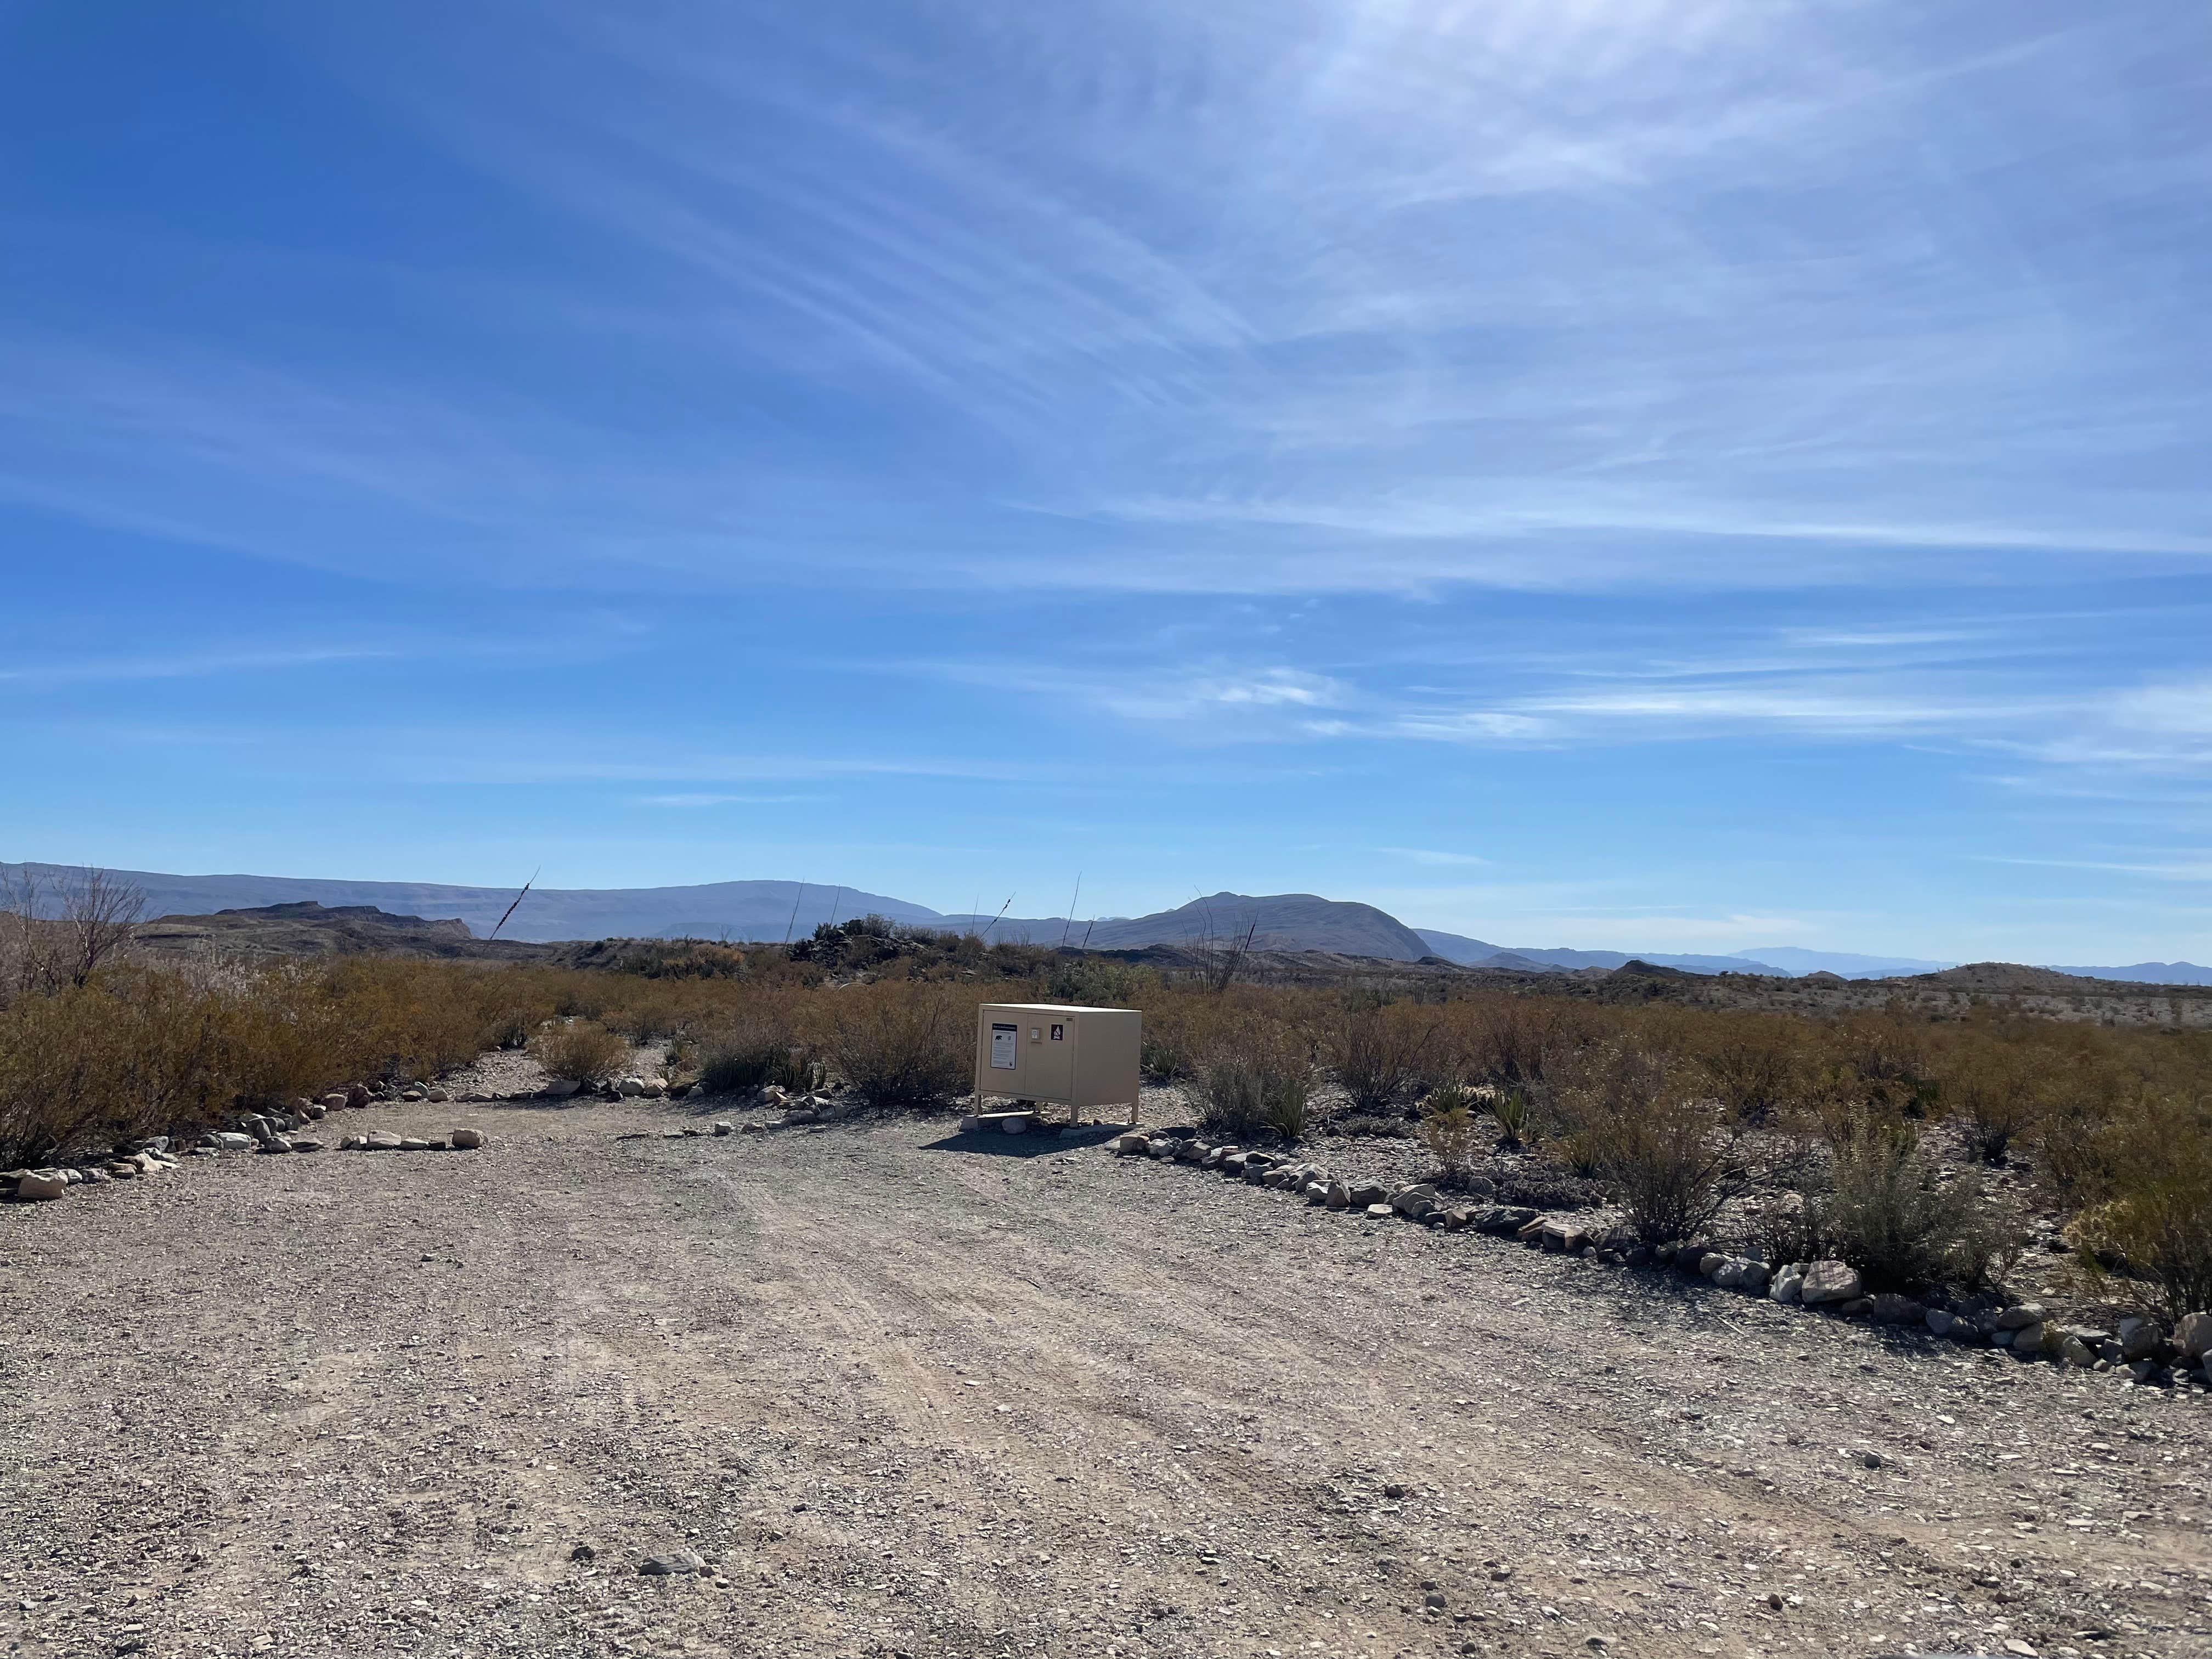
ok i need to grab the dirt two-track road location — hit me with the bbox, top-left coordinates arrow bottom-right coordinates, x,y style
5,1094 -> 2210,1659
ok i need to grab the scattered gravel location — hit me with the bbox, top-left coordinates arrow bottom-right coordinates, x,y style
3,1088 -> 2210,1657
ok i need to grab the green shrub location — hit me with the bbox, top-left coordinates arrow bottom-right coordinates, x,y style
1817,1124 -> 2019,1293
1489,1086 -> 1534,1149
1416,1085 -> 1483,1181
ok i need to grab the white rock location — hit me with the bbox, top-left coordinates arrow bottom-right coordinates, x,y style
14,1171 -> 67,1201
2175,1311 -> 2212,1359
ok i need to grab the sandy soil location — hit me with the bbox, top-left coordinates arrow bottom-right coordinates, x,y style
4,1087 -> 2211,1659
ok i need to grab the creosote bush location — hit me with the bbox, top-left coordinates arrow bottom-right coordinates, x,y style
1325,1000 -> 1440,1113
1548,1041 -> 1747,1243
1194,1012 -> 1314,1142
2068,1096 -> 2212,1319
825,981 -> 970,1107
529,1019 -> 629,1084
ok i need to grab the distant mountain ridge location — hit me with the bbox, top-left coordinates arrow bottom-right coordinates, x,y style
5,860 -> 2205,984
1415,930 -> 1792,977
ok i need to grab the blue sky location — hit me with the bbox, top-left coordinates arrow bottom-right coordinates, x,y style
2,1 -> 2208,961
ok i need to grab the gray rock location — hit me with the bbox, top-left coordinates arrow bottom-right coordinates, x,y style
450,1128 -> 484,1150
320,1092 -> 348,1111
259,1137 -> 293,1154
2118,1318 -> 2161,1362
1925,1308 -> 1955,1335
2062,1334 -> 2097,1367
1869,1293 -> 1925,1324
1798,1261 -> 1864,1306
713,1121 -> 733,1136
1836,1297 -> 1875,1318
209,1131 -> 255,1152
1472,1205 -> 1539,1235
365,1132 -> 404,1151
425,1087 -> 450,1104
616,1077 -> 646,1098
1739,1262 -> 1773,1291
1347,1182 -> 1389,1207
289,1138 -> 324,1153
1996,1304 -> 2044,1331
1364,1203 -> 1395,1219
1391,1183 -> 1442,1218
540,1079 -> 581,1099
638,1549 -> 706,1576
1325,1181 -> 1351,1210
1769,1269 -> 1804,1305
398,1137 -> 431,1152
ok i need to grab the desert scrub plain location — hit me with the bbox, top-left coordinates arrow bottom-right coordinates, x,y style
4,907 -> 2212,1657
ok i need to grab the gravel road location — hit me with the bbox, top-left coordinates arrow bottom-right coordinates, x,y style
4,1092 -> 2210,1659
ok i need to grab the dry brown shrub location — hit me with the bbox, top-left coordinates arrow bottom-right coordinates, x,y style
1547,1039 -> 1748,1243
825,980 -> 970,1107
2066,1095 -> 2212,1319
1325,998 -> 1441,1113
1194,1008 -> 1315,1141
1436,993 -> 1583,1087
529,1019 -> 629,1083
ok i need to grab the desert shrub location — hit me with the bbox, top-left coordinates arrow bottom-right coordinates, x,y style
1748,1190 -> 1829,1267
2069,1096 -> 2212,1319
1816,1123 -> 2018,1293
825,981 -> 970,1107
1940,1035 -> 2038,1163
1194,1013 -> 1314,1141
1439,993 -> 1583,1087
1548,1040 -> 1746,1243
531,1019 -> 629,1084
1138,996 -> 1204,1082
1681,1012 -> 1803,1124
1416,1084 -> 1483,1182
698,1029 -> 815,1095
1325,1000 -> 1440,1113
1045,955 -> 1155,1007
1489,1086 -> 1534,1149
